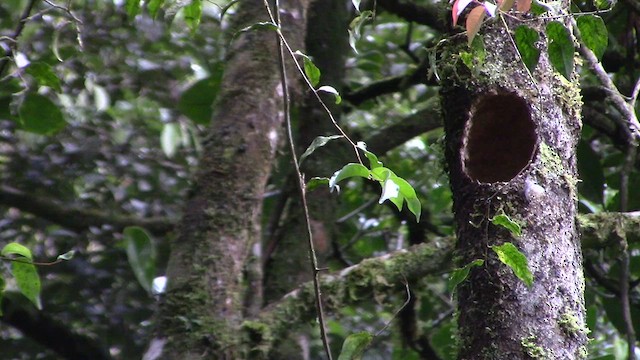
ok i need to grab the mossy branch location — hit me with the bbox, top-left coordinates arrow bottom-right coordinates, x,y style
241,212 -> 640,355
0,185 -> 174,235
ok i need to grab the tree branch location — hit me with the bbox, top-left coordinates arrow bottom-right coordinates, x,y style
241,212 -> 640,354
0,0 -> 39,78
1,295 -> 112,360
0,185 -> 175,235
343,56 -> 435,105
573,19 -> 640,142
365,98 -> 442,155
376,0 -> 448,33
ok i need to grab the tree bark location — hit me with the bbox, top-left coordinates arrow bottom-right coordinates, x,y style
150,1 -> 310,358
439,12 -> 588,360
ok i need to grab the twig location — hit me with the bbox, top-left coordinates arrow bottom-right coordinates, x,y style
0,0 -> 40,78
265,1 -> 333,358
375,279 -> 412,337
0,255 -> 67,266
572,18 -> 640,143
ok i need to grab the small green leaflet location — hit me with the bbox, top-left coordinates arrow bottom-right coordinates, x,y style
529,0 -> 548,14
357,142 -> 382,169
448,259 -> 484,293
18,93 -> 67,135
491,213 -> 522,237
577,15 -> 608,60
546,21 -> 574,79
318,86 -> 342,104
491,242 -> 533,287
329,163 -> 370,191
329,147 -> 421,222
26,62 -> 62,92
178,68 -> 223,125
299,135 -> 343,165
348,10 -> 373,53
183,0 -> 202,33
125,0 -> 141,17
515,26 -> 540,73
2,242 -> 33,260
2,242 -> 42,309
306,177 -> 330,192
294,51 -> 321,87
234,22 -> 279,41
147,0 -> 165,19
123,226 -> 157,293
337,331 -> 373,360
12,261 -> 42,309
56,250 -> 76,261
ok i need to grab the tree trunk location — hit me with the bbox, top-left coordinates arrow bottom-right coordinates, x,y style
439,12 -> 588,360
150,1 -> 310,358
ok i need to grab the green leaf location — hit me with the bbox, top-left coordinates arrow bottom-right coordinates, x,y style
125,0 -> 141,17
577,15 -> 608,60
394,176 -> 422,221
2,242 -> 33,260
491,213 -> 522,237
491,242 -> 533,287
348,10 -> 373,53
147,0 -> 165,18
595,0 -> 613,9
329,163 -> 371,191
448,259 -> 484,293
234,22 -> 279,41
18,93 -> 67,135
178,71 -> 223,125
161,123 -> 181,158
294,52 -> 321,87
299,135 -> 343,165
318,85 -> 342,104
183,0 -> 202,33
356,143 -> 383,169
26,62 -> 62,92
338,331 -> 373,360
12,261 -> 42,310
56,250 -> 75,261
306,177 -> 330,192
546,21 -> 574,79
530,0 -> 549,15
123,226 -> 156,293
515,26 -> 540,73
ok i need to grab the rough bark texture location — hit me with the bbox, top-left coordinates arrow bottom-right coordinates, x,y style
151,1 -> 310,359
439,14 -> 588,360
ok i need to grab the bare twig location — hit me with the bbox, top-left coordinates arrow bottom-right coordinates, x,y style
573,18 -> 640,143
264,1 -> 333,358
0,0 -> 39,78
0,184 -> 174,235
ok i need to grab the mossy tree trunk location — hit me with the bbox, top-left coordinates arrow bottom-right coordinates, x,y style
150,1 -> 310,359
439,8 -> 588,360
